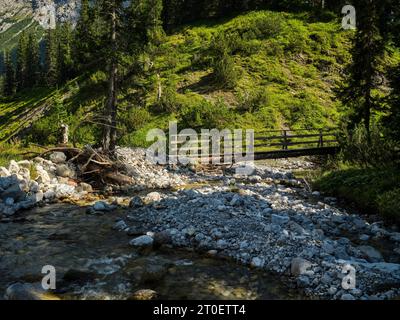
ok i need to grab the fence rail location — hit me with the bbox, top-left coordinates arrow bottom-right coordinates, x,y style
167,128 -> 340,162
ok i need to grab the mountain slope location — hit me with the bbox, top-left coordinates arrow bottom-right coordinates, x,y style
2,10 -> 390,147
0,0 -> 80,52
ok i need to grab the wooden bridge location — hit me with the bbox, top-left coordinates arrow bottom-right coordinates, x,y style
169,128 -> 340,162
253,128 -> 340,160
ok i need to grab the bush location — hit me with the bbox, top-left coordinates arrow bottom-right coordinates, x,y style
212,52 -> 241,89
339,123 -> 399,168
209,33 -> 241,89
179,98 -> 234,130
237,88 -> 269,113
377,189 -> 400,223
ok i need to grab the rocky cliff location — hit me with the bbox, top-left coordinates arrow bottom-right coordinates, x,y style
0,0 -> 80,51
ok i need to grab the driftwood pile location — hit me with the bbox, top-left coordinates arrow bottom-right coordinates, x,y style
27,145 -> 134,187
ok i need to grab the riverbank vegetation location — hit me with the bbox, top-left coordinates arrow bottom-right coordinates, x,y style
0,1 -> 400,223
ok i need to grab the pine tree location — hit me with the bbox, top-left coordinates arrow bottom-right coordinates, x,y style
15,31 -> 28,91
26,32 -> 40,88
3,51 -> 16,97
340,0 -> 386,137
44,29 -> 58,87
57,23 -> 74,83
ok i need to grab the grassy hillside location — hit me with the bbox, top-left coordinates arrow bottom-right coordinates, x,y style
0,10 -> 358,147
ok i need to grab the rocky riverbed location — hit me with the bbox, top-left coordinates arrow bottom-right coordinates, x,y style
1,149 -> 400,300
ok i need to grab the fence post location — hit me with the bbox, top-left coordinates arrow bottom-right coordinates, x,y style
283,130 -> 288,150
319,129 -> 324,147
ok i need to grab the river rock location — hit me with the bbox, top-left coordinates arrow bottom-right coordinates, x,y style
50,152 -> 67,164
113,220 -> 128,231
129,196 -> 144,208
130,235 -> 154,248
1,183 -> 26,202
271,214 -> 289,225
29,181 -> 40,193
17,160 -> 31,169
35,166 -> 51,184
44,190 -> 56,200
358,245 -> 384,262
144,192 -> 162,204
341,293 -> 356,300
251,257 -> 265,268
28,191 -> 44,203
0,167 -> 10,177
4,283 -> 60,300
291,258 -> 312,276
77,182 -> 93,193
55,184 -> 75,198
56,164 -> 74,178
93,201 -> 108,211
129,289 -> 158,300
4,197 -> 14,206
8,160 -> 20,174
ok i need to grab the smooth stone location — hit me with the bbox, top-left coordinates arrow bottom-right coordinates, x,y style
129,289 -> 158,300
49,152 -> 67,164
271,214 -> 289,225
291,258 -> 312,276
251,257 -> 265,268
358,245 -> 384,262
341,293 -> 355,300
4,283 -> 60,300
130,235 -> 154,248
129,196 -> 144,208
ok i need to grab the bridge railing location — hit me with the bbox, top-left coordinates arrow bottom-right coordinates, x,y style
254,128 -> 339,152
167,128 -> 339,162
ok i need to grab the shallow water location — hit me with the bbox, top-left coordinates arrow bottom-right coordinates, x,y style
0,203 -> 304,300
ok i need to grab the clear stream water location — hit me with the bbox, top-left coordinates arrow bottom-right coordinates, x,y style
0,202 -> 305,300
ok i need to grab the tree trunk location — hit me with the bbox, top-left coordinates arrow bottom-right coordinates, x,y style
102,6 -> 118,153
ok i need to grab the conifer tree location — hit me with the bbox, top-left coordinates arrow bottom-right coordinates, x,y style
4,51 -> 16,97
57,23 -> 74,83
44,29 -> 58,87
15,31 -> 28,91
340,0 -> 386,137
26,32 -> 40,88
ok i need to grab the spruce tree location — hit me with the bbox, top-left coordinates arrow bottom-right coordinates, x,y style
15,31 -> 28,91
44,29 -> 58,87
4,51 -> 16,97
57,23 -> 74,83
340,0 -> 386,137
26,32 -> 40,88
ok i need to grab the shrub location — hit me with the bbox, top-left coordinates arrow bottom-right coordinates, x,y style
237,88 -> 269,113
377,189 -> 400,223
209,33 -> 241,89
212,52 -> 241,89
179,98 -> 233,130
122,107 -> 151,133
339,123 -> 399,168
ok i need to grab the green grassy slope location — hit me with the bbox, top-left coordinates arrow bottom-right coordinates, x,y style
0,10 -> 367,147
